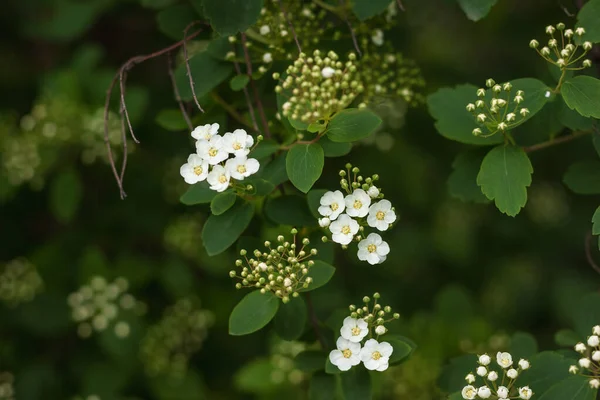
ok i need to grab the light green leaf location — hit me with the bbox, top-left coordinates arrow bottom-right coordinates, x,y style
295,351 -> 327,373
299,261 -> 335,292
180,181 -> 217,205
592,207 -> 600,241
538,375 -> 596,400
477,145 -> 533,216
233,358 -> 275,393
561,76 -> 600,119
210,190 -> 237,215
310,372 -> 337,400
274,296 -> 307,340
156,4 -> 198,40
320,136 -> 352,157
340,367 -> 372,400
576,0 -> 600,43
325,108 -> 382,143
230,75 -> 250,91
175,52 -> 233,102
509,332 -> 538,360
448,151 -> 489,203
385,335 -> 415,365
202,201 -> 254,256
202,0 -> 263,36
49,168 -> 83,224
264,195 -> 316,226
229,291 -> 280,335
563,160 -> 600,194
351,0 -> 392,21
456,0 -> 498,21
286,143 -> 325,193
155,109 -> 189,131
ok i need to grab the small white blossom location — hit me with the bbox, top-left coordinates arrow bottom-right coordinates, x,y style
367,186 -> 380,198
595,325 -> 600,335
546,25 -> 555,34
476,366 -> 487,376
569,365 -> 579,374
590,379 -> 600,389
497,352 -> 513,368
259,25 -> 270,35
357,233 -> 390,265
191,123 -> 219,141
196,136 -> 229,165
367,200 -> 397,231
506,112 -> 516,122
318,190 -> 346,220
465,373 -> 476,384
576,27 -> 586,36
359,339 -> 393,371
321,67 -> 335,78
283,277 -> 292,287
518,359 -> 530,370
329,337 -> 361,371
478,354 -> 491,366
575,342 -> 587,353
345,189 -> 371,218
222,129 -> 254,157
263,52 -> 273,63
564,29 -> 574,38
207,165 -> 230,192
478,386 -> 491,399
318,217 -> 331,228
180,154 -> 209,184
579,358 -> 591,368
258,262 -> 268,271
225,156 -> 260,180
507,368 -> 518,379
487,371 -> 498,381
329,214 -> 359,245
462,385 -> 477,399
340,317 -> 369,342
497,386 -> 509,399
584,41 -> 593,51
592,351 -> 600,361
588,335 -> 600,347
518,386 -> 533,399
375,325 -> 387,335
371,29 -> 384,46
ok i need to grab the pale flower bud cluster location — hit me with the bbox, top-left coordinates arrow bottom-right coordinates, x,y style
0,372 -> 14,400
462,352 -> 532,399
467,79 -> 530,138
569,325 -> 600,389
67,276 -> 144,339
530,22 -> 592,71
319,164 -> 396,265
140,297 -> 214,379
229,229 -> 318,302
0,258 -> 43,306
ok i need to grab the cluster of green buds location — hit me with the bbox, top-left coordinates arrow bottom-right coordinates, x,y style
67,276 -> 144,339
339,163 -> 382,196
163,214 -> 204,260
358,51 -> 425,107
466,79 -> 530,138
0,372 -> 14,400
269,340 -> 307,385
0,258 -> 43,306
140,298 -> 214,379
81,108 -> 127,165
274,50 -> 363,124
230,229 -> 318,303
348,293 -> 400,337
529,23 -> 593,71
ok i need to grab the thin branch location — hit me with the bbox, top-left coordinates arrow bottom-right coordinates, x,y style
523,130 -> 590,153
232,54 -> 259,132
103,74 -> 126,199
338,0 -> 361,57
305,293 -> 327,349
119,67 -> 139,144
241,33 -> 271,137
183,21 -> 205,113
167,52 -> 193,131
276,0 -> 302,53
396,0 -> 405,11
585,231 -> 600,276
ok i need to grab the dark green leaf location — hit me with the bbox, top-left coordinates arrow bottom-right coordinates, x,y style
577,0 -> 600,43
538,375 -> 596,400
437,354 -> 478,392
202,201 -> 254,256
555,329 -> 581,347
210,190 -> 237,215
351,0 -> 391,20
175,52 -> 233,101
229,291 -> 280,335
477,145 -> 533,216
180,181 -> 217,205
559,100 -> 594,131
325,108 -> 382,143
202,0 -> 263,36
155,109 -> 189,131
299,261 -> 335,292
140,0 -> 177,9
385,335 -> 415,365
572,292 -> 600,338
249,139 -> 280,160
592,208 -> 600,245
286,143 -> 325,193
320,136 -> 353,157
307,189 -> 328,218
156,4 -> 197,40
310,372 -> 337,400
234,358 -> 276,393
230,75 -> 250,91
563,160 -> 600,194
456,0 -> 498,21
447,150 -> 489,203
264,195 -> 316,226
295,351 -> 327,373
340,367 -> 372,400
260,153 -> 289,186
593,134 -> 600,158
274,296 -> 307,340
49,168 -> 83,224
561,76 -> 600,119
509,332 -> 538,359
325,357 -> 343,374
246,178 -> 275,196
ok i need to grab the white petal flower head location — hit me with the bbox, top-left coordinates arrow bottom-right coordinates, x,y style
497,386 -> 509,399
477,386 -> 491,399
340,317 -> 369,343
263,52 -> 273,63
329,214 -> 359,245
318,217 -> 331,228
329,337 -> 361,371
357,233 -> 390,265
359,339 -> 393,371
207,165 -> 230,192
579,358 -> 591,368
507,368 -> 518,379
259,25 -> 270,35
575,342 -> 587,353
318,190 -> 346,220
222,129 -> 254,157
225,156 -> 260,180
461,385 -> 477,400
487,371 -> 498,381
180,154 -> 209,184
497,352 -> 513,368
371,29 -> 384,46
476,366 -> 487,377
465,373 -> 476,384
593,325 -> 600,335
593,351 -> 600,361
588,335 -> 600,347
519,386 -> 533,399
569,365 -> 579,374
367,186 -> 380,198
518,359 -> 530,370
345,189 -> 371,218
590,379 -> 600,389
367,200 -> 397,231
321,67 -> 335,78
191,123 -> 219,141
196,136 -> 229,165
478,354 -> 491,366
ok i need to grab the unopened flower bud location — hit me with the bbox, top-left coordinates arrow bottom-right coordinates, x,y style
375,325 -> 386,335
485,78 -> 495,88
584,41 -> 593,51
576,27 -> 586,36
529,39 -> 539,48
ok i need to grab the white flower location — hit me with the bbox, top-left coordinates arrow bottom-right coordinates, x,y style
465,373 -> 476,384
497,386 -> 509,399
345,189 -> 371,218
487,371 -> 498,381
588,335 -> 600,347
576,27 -> 586,36
569,365 -> 579,374
371,29 -> 384,46
321,67 -> 335,78
318,190 -> 346,220
191,123 -> 219,141
359,339 -> 393,371
283,277 -> 292,287
594,325 -> 600,335
590,379 -> 600,389
329,337 -> 361,371
497,352 -> 513,368
518,359 -> 530,370
375,325 -> 387,335
461,385 -> 477,399
225,156 -> 259,180
579,358 -> 591,368
196,136 -> 229,165
366,200 -> 397,231
357,233 -> 390,265
476,366 -> 487,376
593,351 -> 600,361
179,154 -> 209,184
318,217 -> 331,228
367,186 -> 380,198
222,129 -> 254,157
575,342 -> 587,353
518,386 -> 533,399
259,25 -> 270,35
340,317 -> 369,343
258,262 -> 267,271
477,386 -> 491,399
329,214 -> 359,245
207,165 -> 230,192
263,52 -> 273,63
478,354 -> 490,365
507,368 -> 518,379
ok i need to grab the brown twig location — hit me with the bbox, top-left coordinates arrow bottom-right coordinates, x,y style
305,293 -> 327,349
396,0 -> 405,11
183,21 -> 205,113
276,0 -> 302,53
119,68 -> 139,144
104,74 -> 126,199
232,52 -> 259,132
338,0 -> 362,57
585,231 -> 600,276
241,33 -> 271,137
167,52 -> 193,131
523,130 -> 590,153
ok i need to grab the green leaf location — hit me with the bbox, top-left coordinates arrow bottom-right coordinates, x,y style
320,136 -> 352,157
456,0 -> 498,21
230,75 -> 250,91
340,367 -> 372,400
385,335 -> 415,365
577,0 -> 600,43
592,207 -> 600,240
299,261 -> 335,292
202,201 -> 254,256
286,143 -> 325,193
561,76 -> 600,119
310,372 -> 337,400
140,0 -> 177,9
307,189 -> 328,218
246,178 -> 275,196
175,52 -> 233,102
572,292 -> 600,338
210,190 -> 237,215
325,357 -> 343,374
49,168 -> 83,224
555,329 -> 581,347
477,145 -> 533,216
509,332 -> 538,360
325,108 -> 382,143
155,109 -> 189,131
156,4 -> 198,40
437,354 -> 478,392
274,296 -> 307,340
538,375 -> 596,400
233,358 -> 275,393
202,0 -> 263,36
260,153 -> 288,186
264,195 -> 316,226
351,0 -> 391,20
229,291 -> 280,335
447,151 -> 489,203
295,351 -> 327,373
563,160 -> 600,194
520,352 -> 573,396
559,100 -> 594,131
249,139 -> 279,160
180,181 -> 217,205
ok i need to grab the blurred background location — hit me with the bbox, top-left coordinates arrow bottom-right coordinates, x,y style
1,0 -> 599,399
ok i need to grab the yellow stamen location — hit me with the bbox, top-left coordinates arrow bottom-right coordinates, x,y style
233,142 -> 242,150
353,200 -> 362,209
331,202 -> 339,211
376,211 -> 385,220
372,351 -> 381,360
208,148 -> 218,157
351,327 -> 361,336
237,165 -> 247,174
193,166 -> 203,176
367,244 -> 377,253
342,349 -> 352,358
218,175 -> 227,183
341,226 -> 351,234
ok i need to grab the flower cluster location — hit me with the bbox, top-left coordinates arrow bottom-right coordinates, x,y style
140,298 -> 214,379
0,258 -> 43,306
0,372 -> 14,400
529,23 -> 592,71
329,293 -> 400,372
179,123 -> 261,192
229,229 -> 318,302
569,324 -> 600,389
318,164 -> 397,265
461,352 -> 532,399
67,276 -> 144,339
466,79 -> 530,138
274,50 -> 363,124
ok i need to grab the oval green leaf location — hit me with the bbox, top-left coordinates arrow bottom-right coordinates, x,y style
180,181 -> 217,205
561,76 -> 600,119
310,372 -> 337,400
210,190 -> 237,215
230,75 -> 250,91
299,260 -> 335,292
286,143 -> 324,193
202,0 -> 262,36
538,375 -> 596,400
202,201 -> 254,256
264,195 -> 316,226
320,136 -> 352,157
340,366 -> 372,400
155,109 -> 189,131
274,296 -> 307,340
174,52 -> 233,102
229,291 -> 280,336
386,335 -> 416,365
447,150 -> 489,204
295,351 -> 327,373
563,160 -> 600,195
325,108 -> 382,143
